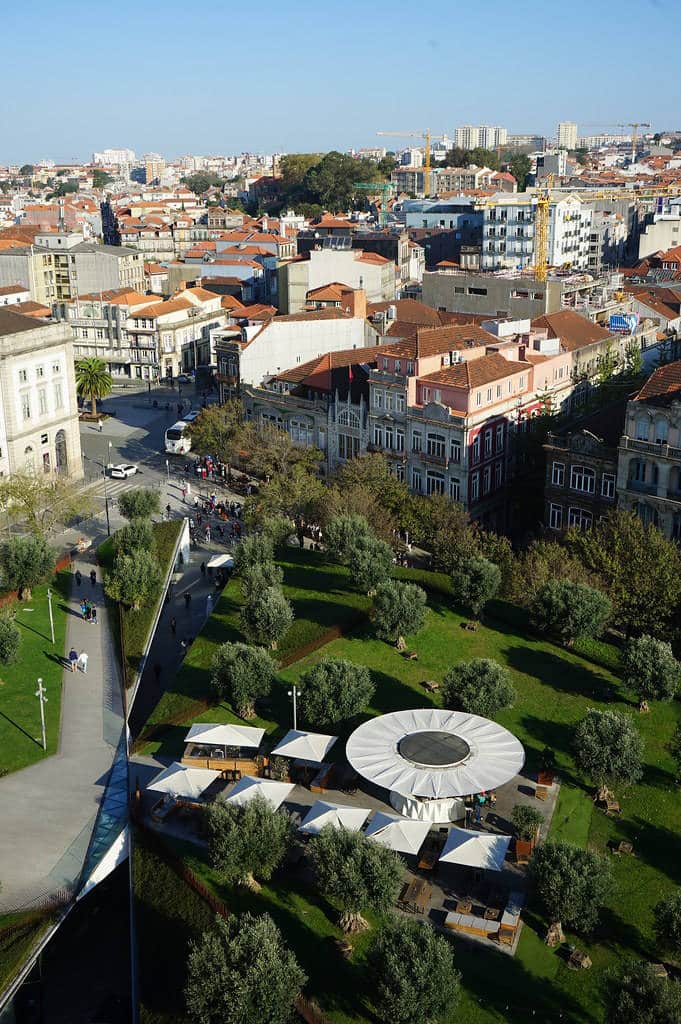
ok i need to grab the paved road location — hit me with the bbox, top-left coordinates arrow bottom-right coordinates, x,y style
0,553 -> 124,912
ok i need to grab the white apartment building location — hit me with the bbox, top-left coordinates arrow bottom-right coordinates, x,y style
557,122 -> 578,151
481,194 -> 591,272
454,126 -> 507,150
0,308 -> 82,480
278,248 -> 396,314
92,148 -> 136,165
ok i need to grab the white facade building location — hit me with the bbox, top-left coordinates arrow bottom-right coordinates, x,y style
92,149 -> 136,165
557,122 -> 578,151
481,194 -> 592,272
454,125 -> 507,150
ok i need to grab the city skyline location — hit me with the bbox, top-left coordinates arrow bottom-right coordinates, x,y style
2,0 -> 678,164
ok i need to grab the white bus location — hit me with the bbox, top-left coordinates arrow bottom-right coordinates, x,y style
165,420 -> 192,455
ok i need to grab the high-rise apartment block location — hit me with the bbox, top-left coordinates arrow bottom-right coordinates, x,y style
557,121 -> 578,150
454,125 -> 507,150
92,148 -> 136,165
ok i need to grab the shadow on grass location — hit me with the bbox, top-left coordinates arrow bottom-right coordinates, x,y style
0,709 -> 42,747
616,816 -> 681,886
518,714 -> 585,789
504,645 -> 617,704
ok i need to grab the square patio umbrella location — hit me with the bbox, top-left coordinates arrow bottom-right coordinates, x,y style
298,800 -> 370,835
225,776 -> 295,811
438,826 -> 511,871
364,812 -> 431,855
146,762 -> 220,800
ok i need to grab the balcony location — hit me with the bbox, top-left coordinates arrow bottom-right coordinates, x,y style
620,436 -> 681,460
627,479 -> 658,495
423,451 -> 448,468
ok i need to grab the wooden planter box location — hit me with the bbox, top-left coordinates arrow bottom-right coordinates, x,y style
537,770 -> 555,786
514,825 -> 540,864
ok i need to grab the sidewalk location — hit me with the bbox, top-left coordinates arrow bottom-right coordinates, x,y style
0,553 -> 124,912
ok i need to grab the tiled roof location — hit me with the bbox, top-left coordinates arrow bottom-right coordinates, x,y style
629,290 -> 678,320
531,311 -> 611,351
77,288 -> 151,306
275,345 -> 384,385
635,360 -> 681,405
420,353 -> 529,389
271,308 -> 351,324
306,282 -> 350,301
13,300 -> 51,317
0,283 -> 27,296
138,297 -> 194,318
0,307 -> 48,336
414,323 -> 498,358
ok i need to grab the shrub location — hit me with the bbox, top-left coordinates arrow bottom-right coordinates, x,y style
117,487 -> 161,521
0,535 -> 55,600
113,518 -> 155,557
442,658 -> 516,718
299,658 -> 375,728
530,578 -> 611,644
240,586 -> 293,649
234,533 -> 275,575
104,550 -> 163,610
654,890 -> 681,959
529,840 -> 611,933
0,614 -> 21,664
210,642 -> 276,718
451,555 -> 501,617
511,804 -> 544,842
573,709 -> 644,790
372,579 -> 427,643
240,561 -> 283,604
350,533 -> 393,594
622,634 -> 680,702
324,513 -> 372,563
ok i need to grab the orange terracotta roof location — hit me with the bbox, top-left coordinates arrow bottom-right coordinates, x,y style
531,311 -> 612,352
635,360 -> 681,404
306,282 -> 351,301
420,352 -> 528,389
137,297 -> 194,318
13,300 -> 51,317
0,283 -> 28,296
274,344 -> 385,385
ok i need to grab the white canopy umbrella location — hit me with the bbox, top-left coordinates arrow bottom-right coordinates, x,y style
298,800 -> 370,835
271,729 -> 337,765
207,554 -> 235,570
364,812 -> 431,856
439,827 -> 511,871
146,762 -> 220,800
225,776 -> 295,811
185,722 -> 265,749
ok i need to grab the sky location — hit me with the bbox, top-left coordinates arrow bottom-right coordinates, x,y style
2,0 -> 679,164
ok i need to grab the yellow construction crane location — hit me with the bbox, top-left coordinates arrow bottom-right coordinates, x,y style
376,130 -> 448,196
578,122 -> 651,164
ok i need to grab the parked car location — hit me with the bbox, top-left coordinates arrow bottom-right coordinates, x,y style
109,464 -> 138,479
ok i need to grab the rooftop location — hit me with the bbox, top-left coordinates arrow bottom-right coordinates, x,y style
531,311 -> 612,352
420,352 -> 529,389
635,360 -> 681,406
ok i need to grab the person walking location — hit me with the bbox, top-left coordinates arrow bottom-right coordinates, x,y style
165,503 -> 172,521
205,524 -> 211,543
75,569 -> 82,587
184,591 -> 192,609
181,483 -> 187,503
98,420 -> 103,433
90,604 -> 98,625
78,651 -> 89,674
80,599 -> 88,620
206,593 -> 213,615
200,562 -> 206,577
170,616 -> 177,636
68,647 -> 78,672
90,569 -> 96,587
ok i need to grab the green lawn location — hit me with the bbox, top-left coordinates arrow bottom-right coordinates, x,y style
0,574 -> 70,775
0,911 -> 55,994
133,549 -> 681,1023
99,520 -> 182,688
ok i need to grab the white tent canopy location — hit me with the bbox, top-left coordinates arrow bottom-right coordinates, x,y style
364,812 -> 430,855
298,800 -> 370,835
225,776 -> 295,811
207,554 -> 234,570
271,730 -> 337,765
439,827 -> 512,871
185,722 -> 265,749
146,762 -> 220,800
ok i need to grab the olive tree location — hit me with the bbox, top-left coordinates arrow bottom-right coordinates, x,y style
104,550 -> 162,610
350,533 -> 394,594
529,840 -> 612,936
185,913 -> 306,1024
372,579 -> 427,645
210,642 -> 276,718
604,960 -> 681,1024
442,658 -> 516,718
654,890 -> 681,960
299,658 -> 375,729
451,555 -> 501,618
324,512 -> 373,563
530,578 -> 611,645
0,615 -> 21,664
573,709 -> 644,792
234,532 -> 275,575
511,804 -> 544,842
117,487 -> 161,521
240,586 -> 293,650
0,535 -> 55,600
240,561 -> 284,604
206,793 -> 294,891
310,827 -> 403,933
113,518 -> 155,558
622,634 -> 680,703
366,916 -> 461,1024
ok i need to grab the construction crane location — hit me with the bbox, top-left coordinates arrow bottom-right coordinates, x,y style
376,130 -> 448,196
578,122 -> 651,164
353,181 -> 396,229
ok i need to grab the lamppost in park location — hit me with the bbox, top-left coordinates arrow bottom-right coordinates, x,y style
288,686 -> 301,731
35,678 -> 47,751
102,441 -> 112,537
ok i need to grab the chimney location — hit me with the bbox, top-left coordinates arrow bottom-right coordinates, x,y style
262,215 -> 268,231
342,287 -> 366,320
177,280 -> 186,291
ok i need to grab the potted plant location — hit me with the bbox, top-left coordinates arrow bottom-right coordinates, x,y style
511,804 -> 544,862
537,747 -> 556,786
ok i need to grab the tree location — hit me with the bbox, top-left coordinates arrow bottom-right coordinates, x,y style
604,960 -> 681,1024
0,535 -> 55,600
304,151 -> 375,213
529,840 -> 611,934
375,154 -> 397,179
349,533 -> 393,594
117,487 -> 161,521
210,642 -> 276,718
331,453 -> 415,536
112,518 -> 155,558
530,578 -> 611,645
299,658 -> 375,729
439,146 -> 471,168
249,465 -> 326,543
511,804 -> 544,842
451,555 -> 500,618
92,169 -> 112,189
75,357 -> 112,417
234,532 -> 275,575
442,658 -> 516,718
0,473 -> 93,536
414,493 -> 479,574
181,172 -> 227,194
259,515 -> 295,552
0,615 -> 21,664
279,153 -> 322,198
310,827 -> 403,932
240,561 -> 284,604
366,916 -> 460,1024
324,513 -> 373,563
655,891 -> 681,960
622,635 -> 680,703
372,580 -> 427,644
573,709 -> 644,790
48,181 -> 78,198
104,550 -> 162,610
241,586 -> 293,649
206,793 -> 294,890
239,421 -> 322,479
185,913 -> 306,1024
507,539 -> 596,607
186,401 -> 244,466
468,147 -> 500,171
565,510 -> 681,636
508,154 -> 532,190
19,164 -> 34,176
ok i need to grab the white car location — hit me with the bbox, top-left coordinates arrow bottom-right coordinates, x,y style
109,463 -> 138,479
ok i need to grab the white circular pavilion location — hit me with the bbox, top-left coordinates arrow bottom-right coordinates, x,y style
346,708 -> 525,823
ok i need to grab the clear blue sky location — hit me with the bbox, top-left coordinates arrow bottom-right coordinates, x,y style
2,0 -> 678,163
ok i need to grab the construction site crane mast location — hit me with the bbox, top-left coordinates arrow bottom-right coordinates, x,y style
376,130 -> 448,196
578,122 -> 652,164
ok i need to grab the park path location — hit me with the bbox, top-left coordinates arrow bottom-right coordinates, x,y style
0,553 -> 124,912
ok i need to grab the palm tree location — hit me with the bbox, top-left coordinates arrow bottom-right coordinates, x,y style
75,358 -> 113,418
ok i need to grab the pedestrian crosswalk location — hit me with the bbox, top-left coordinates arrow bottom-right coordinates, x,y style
86,477 -> 151,503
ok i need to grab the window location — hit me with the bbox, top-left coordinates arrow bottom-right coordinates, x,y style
338,433 -> 359,460
411,468 -> 422,493
471,472 -> 480,501
519,375 -> 525,388
289,419 -> 312,445
495,461 -> 503,487
54,382 -> 63,409
486,388 -> 493,402
82,329 -> 89,339
449,478 -> 460,501
42,452 -> 51,474
373,425 -> 383,447
484,430 -> 492,456
427,471 -> 445,495
483,466 -> 491,494
395,463 -> 405,482
382,358 -> 389,370
52,362 -> 61,374
396,394 -> 405,413
407,361 -> 414,375
38,388 -> 48,416
385,426 -> 394,450
495,423 -> 504,451
653,417 -> 669,444
395,429 -> 404,452
549,503 -> 563,530
570,465 -> 595,493
551,461 -> 565,486
476,391 -> 482,406
394,360 -> 401,373
568,507 -> 593,530
36,365 -> 44,378
19,369 -> 27,383
385,393 -> 394,412
496,384 -> 502,399
373,390 -> 383,409
423,388 -> 431,403
24,445 -> 34,472
427,432 -> 445,458
450,439 -> 461,463
601,473 -> 615,499
21,393 -> 31,420
412,430 -> 422,453
635,416 -> 648,441
472,436 -> 480,463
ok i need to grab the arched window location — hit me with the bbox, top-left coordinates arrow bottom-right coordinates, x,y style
635,416 -> 649,441
653,417 -> 669,444
337,408 -> 360,430
55,430 -> 68,475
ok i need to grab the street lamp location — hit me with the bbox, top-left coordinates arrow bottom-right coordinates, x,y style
287,686 -> 301,731
35,678 -> 47,751
102,441 -> 112,537
47,586 -> 54,644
